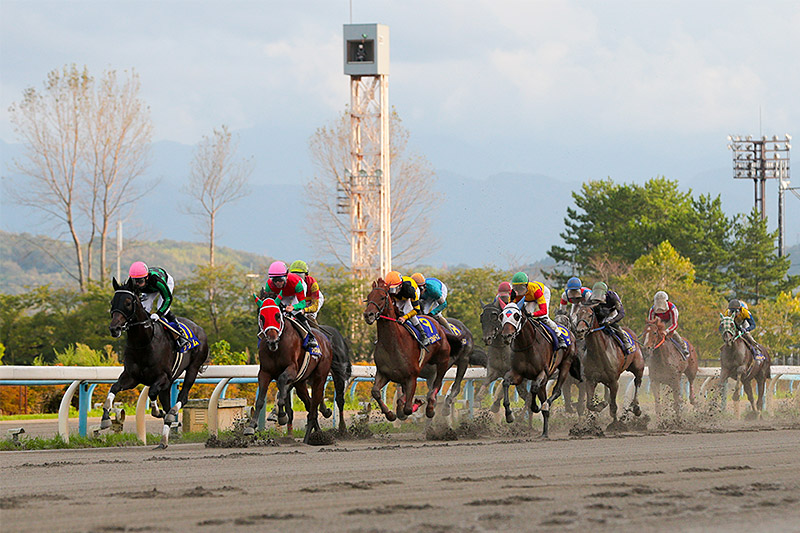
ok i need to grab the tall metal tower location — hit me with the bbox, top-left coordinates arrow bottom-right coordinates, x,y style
340,23 -> 391,279
728,134 -> 792,255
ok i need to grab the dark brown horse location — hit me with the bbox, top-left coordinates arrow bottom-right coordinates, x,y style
574,304 -> 645,426
244,298 -> 334,443
107,278 -> 209,448
418,316 -> 479,416
718,314 -> 771,417
641,318 -> 698,417
475,299 -> 533,414
363,278 -> 452,420
499,303 -> 579,438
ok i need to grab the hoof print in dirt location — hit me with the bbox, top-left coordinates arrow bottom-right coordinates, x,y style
306,430 -> 336,446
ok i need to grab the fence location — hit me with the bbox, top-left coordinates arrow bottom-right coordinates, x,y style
1,365 -> 798,443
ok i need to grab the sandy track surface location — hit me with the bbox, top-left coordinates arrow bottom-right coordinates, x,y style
2,424 -> 800,532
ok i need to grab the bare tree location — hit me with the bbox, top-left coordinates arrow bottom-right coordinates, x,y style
184,125 -> 253,268
86,70 -> 152,283
306,109 -> 440,269
8,65 -> 92,290
7,65 -> 152,290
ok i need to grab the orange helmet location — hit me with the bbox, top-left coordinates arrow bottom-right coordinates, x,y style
411,272 -> 426,287
385,271 -> 402,287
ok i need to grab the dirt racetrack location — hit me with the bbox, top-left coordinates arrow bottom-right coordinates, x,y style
2,417 -> 800,533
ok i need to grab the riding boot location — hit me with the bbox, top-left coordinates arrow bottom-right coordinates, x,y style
671,331 -> 689,358
542,316 -> 568,351
163,310 -> 190,351
295,313 -> 319,350
410,316 -> 432,346
610,324 -> 633,353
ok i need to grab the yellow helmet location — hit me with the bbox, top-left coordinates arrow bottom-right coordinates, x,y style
411,272 -> 426,287
385,271 -> 402,287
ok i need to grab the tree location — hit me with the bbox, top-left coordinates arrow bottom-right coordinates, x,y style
306,109 -> 440,268
547,177 -> 733,289
728,208 -> 800,303
7,65 -> 152,290
184,125 -> 252,268
752,292 -> 800,362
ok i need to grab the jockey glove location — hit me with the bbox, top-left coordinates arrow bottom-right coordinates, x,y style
150,313 -> 159,321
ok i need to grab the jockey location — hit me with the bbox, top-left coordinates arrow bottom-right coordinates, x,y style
588,281 -> 635,353
558,276 -> 592,316
259,261 -> 318,350
127,261 -> 189,350
509,272 -> 567,351
725,299 -> 757,345
385,270 -> 432,346
411,272 -> 451,332
648,291 -> 689,356
289,260 -> 324,328
494,282 -> 512,308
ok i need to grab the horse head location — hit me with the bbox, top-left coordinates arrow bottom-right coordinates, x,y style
479,300 -> 503,345
363,278 -> 391,325
258,298 -> 284,351
499,302 -> 523,345
719,313 -> 737,346
109,277 -> 149,337
573,302 -> 596,340
641,318 -> 665,351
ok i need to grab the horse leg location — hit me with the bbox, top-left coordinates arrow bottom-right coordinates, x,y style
156,387 -> 174,449
425,361 -> 448,419
302,376 -> 324,444
539,387 -> 550,439
653,382 -> 662,419
332,370 -> 346,432
285,389 -> 295,437
148,375 -> 170,419
586,380 -> 601,413
276,371 -> 296,426
371,371 -> 396,422
576,379 -> 586,417
502,371 -> 521,424
101,371 -> 137,429
245,371 -> 271,435
529,370 -> 547,414
444,357 -> 468,417
742,379 -> 757,415
607,380 -> 620,423
757,375 -> 767,415
165,362 -> 201,426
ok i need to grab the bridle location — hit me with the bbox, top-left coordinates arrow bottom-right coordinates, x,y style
642,322 -> 666,350
258,300 -> 285,342
110,290 -> 152,331
480,302 -> 502,345
365,286 -> 391,319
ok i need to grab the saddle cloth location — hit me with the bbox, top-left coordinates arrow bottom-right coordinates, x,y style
415,316 -> 443,344
284,316 -> 323,360
606,328 -> 636,355
668,336 -> 689,360
531,319 -> 573,352
165,321 -> 201,353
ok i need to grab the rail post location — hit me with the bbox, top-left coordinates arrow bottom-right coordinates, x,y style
58,380 -> 82,443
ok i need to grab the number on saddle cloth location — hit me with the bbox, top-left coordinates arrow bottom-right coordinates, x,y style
535,320 -> 572,351
608,328 -> 635,355
165,320 -> 200,353
415,317 -> 442,344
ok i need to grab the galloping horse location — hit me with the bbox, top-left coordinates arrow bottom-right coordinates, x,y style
499,303 -> 579,438
418,317 -> 479,416
573,304 -> 645,426
475,299 -> 533,413
718,314 -> 771,417
107,278 -> 209,448
363,278 -> 452,420
555,312 -> 587,416
244,298 -> 336,443
641,318 -> 698,417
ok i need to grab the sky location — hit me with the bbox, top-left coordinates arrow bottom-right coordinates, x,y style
1,0 -> 799,264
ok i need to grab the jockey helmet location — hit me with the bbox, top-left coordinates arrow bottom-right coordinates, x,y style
590,282 -> 608,301
566,277 -> 582,290
129,261 -> 149,278
654,291 -> 669,311
411,272 -> 426,287
289,260 -> 308,274
727,298 -> 742,310
385,271 -> 402,288
497,282 -> 512,295
268,261 -> 288,278
511,272 -> 528,284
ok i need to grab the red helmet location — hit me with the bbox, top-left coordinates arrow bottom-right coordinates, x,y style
497,282 -> 512,295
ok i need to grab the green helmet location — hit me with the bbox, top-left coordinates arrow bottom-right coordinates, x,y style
511,272 -> 529,284
289,260 -> 308,274
591,282 -> 608,301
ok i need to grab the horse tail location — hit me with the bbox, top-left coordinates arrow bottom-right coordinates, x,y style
319,325 -> 353,384
469,346 -> 488,367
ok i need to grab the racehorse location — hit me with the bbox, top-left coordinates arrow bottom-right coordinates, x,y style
555,312 -> 586,416
573,303 -> 645,427
418,316 -> 479,416
499,303 -> 580,438
641,318 -> 698,418
244,298 -> 337,443
718,314 -> 771,417
475,299 -> 533,414
363,278 -> 452,421
107,277 -> 209,449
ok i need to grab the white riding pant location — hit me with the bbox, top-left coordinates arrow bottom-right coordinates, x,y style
141,274 -> 175,314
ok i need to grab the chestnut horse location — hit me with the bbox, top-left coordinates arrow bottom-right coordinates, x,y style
244,298 -> 333,443
574,304 -> 645,426
641,318 -> 698,417
363,278 -> 452,420
107,277 -> 209,448
499,303 -> 579,438
475,299 -> 533,413
718,314 -> 771,417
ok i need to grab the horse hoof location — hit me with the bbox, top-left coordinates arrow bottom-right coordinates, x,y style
153,442 -> 168,450
99,418 -> 111,430
425,405 -> 436,419
632,404 -> 642,417
243,427 -> 255,436
320,407 -> 332,419
505,413 -> 514,424
164,412 -> 177,425
277,414 -> 289,425
386,412 -> 397,422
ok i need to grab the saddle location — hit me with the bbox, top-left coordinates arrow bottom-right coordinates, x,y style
527,317 -> 571,352
603,326 -> 635,355
668,336 -> 689,360
284,315 -> 323,360
156,318 -> 199,354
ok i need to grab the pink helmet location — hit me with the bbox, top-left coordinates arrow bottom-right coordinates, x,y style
268,261 -> 288,278
129,261 -> 149,278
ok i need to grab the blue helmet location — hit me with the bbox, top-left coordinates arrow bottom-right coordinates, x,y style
566,277 -> 582,290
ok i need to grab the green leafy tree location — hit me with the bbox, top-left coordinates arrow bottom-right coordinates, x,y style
315,266 -> 372,361
728,209 -> 800,303
35,343 -> 118,366
208,340 -> 248,365
438,267 -> 511,336
751,292 -> 800,362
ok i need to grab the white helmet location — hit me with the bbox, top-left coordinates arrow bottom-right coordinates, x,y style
654,291 -> 669,311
